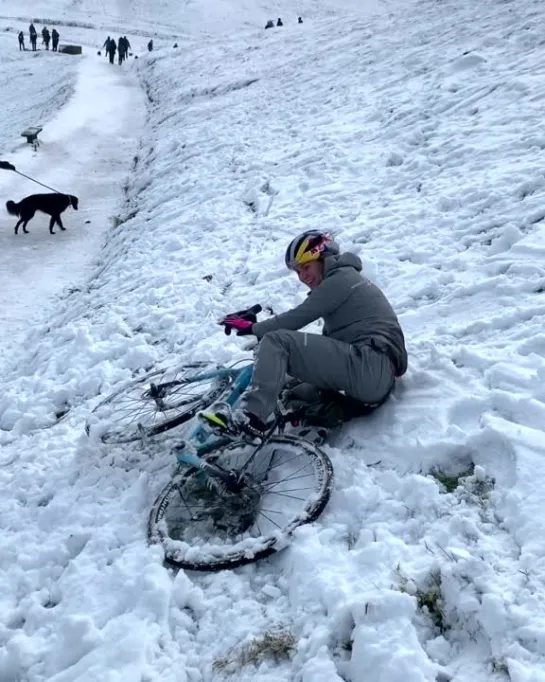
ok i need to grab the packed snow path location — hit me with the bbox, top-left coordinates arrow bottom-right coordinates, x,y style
0,42 -> 145,374
1,0 -> 545,680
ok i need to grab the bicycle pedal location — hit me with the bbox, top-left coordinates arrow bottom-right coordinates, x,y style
199,411 -> 223,426
199,411 -> 232,434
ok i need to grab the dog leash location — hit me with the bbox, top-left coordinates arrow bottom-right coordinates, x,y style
0,162 -> 64,194
13,170 -> 63,194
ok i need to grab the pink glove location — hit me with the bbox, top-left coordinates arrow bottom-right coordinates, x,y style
221,315 -> 255,336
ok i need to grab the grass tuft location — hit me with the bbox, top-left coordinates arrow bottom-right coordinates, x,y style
213,628 -> 296,673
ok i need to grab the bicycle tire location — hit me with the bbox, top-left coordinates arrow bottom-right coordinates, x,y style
148,434 -> 334,571
86,362 -> 233,444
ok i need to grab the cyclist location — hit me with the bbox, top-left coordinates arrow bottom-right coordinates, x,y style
203,230 -> 408,440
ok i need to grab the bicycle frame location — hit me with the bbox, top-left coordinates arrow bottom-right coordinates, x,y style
172,363 -> 254,469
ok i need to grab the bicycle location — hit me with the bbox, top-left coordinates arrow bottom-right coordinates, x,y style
86,306 -> 334,572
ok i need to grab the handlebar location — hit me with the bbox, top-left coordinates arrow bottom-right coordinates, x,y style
219,304 -> 263,336
243,304 -> 262,316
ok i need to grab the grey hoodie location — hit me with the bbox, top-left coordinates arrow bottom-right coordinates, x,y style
252,252 -> 408,376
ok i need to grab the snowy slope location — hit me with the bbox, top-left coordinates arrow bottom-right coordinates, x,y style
0,0 -> 388,43
2,0 -> 545,680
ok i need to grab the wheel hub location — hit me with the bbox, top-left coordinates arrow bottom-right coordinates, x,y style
209,476 -> 262,535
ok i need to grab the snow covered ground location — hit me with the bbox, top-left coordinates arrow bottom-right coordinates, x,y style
2,0 -> 545,679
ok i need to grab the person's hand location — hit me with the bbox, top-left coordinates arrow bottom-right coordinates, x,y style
222,317 -> 254,336
220,309 -> 258,336
0,161 -> 15,171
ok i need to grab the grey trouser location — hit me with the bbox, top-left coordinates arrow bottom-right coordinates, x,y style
244,330 -> 395,422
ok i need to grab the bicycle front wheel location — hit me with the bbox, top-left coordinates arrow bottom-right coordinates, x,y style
148,434 -> 334,571
86,362 -> 233,444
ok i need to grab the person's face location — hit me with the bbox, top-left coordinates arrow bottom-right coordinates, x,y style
295,260 -> 324,289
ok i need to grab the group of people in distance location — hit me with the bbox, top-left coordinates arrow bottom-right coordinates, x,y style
265,16 -> 303,28
18,23 -> 59,51
101,36 -> 132,65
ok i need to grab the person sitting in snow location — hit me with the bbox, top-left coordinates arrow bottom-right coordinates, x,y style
201,230 -> 408,441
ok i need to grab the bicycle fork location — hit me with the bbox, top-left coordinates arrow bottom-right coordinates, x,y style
171,439 -> 245,493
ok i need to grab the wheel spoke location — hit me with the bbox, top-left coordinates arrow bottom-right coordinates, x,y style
122,405 -> 158,426
262,473 -> 315,491
265,491 -> 307,501
262,470 -> 314,492
108,400 -> 161,425
177,486 -> 199,518
264,487 -> 314,494
265,451 -> 306,472
258,511 -> 282,529
238,450 -> 263,476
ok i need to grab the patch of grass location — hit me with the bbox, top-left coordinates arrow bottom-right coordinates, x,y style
430,465 -> 474,493
346,532 -> 357,550
467,472 -> 495,501
397,567 -> 447,633
492,659 -> 510,677
341,637 -> 353,652
416,584 -> 445,631
241,630 -> 296,666
213,629 -> 296,673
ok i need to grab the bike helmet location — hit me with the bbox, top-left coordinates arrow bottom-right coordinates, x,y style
284,230 -> 340,270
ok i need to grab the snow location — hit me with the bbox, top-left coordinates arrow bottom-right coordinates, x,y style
1,0 -> 545,679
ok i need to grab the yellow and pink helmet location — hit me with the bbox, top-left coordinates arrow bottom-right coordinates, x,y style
284,230 -> 339,270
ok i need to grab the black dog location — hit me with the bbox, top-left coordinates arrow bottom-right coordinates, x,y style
6,193 -> 79,235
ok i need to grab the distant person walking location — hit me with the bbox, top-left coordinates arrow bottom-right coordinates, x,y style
42,27 -> 50,50
102,35 -> 111,55
123,35 -> 131,53
117,36 -> 126,64
106,38 -> 116,64
29,23 -> 37,51
18,30 -> 25,50
51,28 -> 59,51
147,39 -> 153,52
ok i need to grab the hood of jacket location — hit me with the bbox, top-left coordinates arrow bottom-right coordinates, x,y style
323,252 -> 362,275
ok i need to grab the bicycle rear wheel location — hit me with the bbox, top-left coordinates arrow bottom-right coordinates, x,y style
148,434 -> 333,571
86,362 -> 233,444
